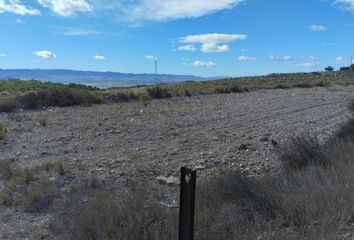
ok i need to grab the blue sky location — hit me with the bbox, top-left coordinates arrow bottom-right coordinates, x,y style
0,0 -> 354,77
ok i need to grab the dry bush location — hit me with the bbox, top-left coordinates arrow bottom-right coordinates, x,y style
0,160 -> 13,180
41,160 -> 65,175
55,184 -> 177,240
139,95 -> 150,107
0,123 -> 7,141
39,116 -> 48,126
17,88 -> 104,110
147,86 -> 172,99
22,179 -> 57,212
0,97 -> 17,112
279,134 -> 330,173
157,122 -> 169,135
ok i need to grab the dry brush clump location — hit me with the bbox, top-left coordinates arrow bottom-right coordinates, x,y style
17,88 -> 104,109
0,97 -> 17,112
0,123 -> 7,141
0,160 -> 67,212
54,181 -> 178,240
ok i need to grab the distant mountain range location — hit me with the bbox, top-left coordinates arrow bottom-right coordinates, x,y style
0,69 -> 220,88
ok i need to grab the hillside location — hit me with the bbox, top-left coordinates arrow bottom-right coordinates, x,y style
0,69 -> 217,88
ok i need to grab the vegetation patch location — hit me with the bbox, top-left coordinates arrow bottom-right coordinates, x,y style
0,123 -> 7,141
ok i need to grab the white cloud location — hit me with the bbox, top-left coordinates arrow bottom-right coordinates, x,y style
297,56 -> 320,67
0,53 -> 7,57
61,29 -> 101,36
33,50 -> 56,59
36,0 -> 92,16
335,56 -> 350,64
178,45 -> 197,52
179,33 -> 247,54
120,0 -> 245,21
93,55 -> 106,60
334,0 -> 354,12
192,61 -> 217,67
201,44 -> 229,53
269,54 -> 293,62
16,18 -> 25,24
309,24 -> 327,32
146,55 -> 157,60
238,55 -> 256,61
180,33 -> 247,44
0,0 -> 40,15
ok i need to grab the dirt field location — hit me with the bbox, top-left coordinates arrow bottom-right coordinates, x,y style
1,85 -> 354,239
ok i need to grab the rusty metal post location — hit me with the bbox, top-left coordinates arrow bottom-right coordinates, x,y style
178,167 -> 197,240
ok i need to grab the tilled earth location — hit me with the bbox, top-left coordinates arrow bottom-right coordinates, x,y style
1,85 -> 354,239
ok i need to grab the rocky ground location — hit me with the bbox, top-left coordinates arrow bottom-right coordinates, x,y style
1,85 -> 354,239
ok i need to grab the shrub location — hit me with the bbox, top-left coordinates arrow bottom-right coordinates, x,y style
22,179 -> 56,212
56,191 -> 177,240
147,86 -> 172,99
279,134 -> 330,173
184,89 -> 192,97
201,171 -> 281,218
0,160 -> 13,180
139,95 -> 150,107
17,88 -> 104,110
324,66 -> 334,72
293,83 -> 313,88
39,116 -> 48,127
41,160 -> 65,175
0,98 -> 17,112
0,123 -> 7,141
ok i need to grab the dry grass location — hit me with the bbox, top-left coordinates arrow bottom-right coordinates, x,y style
55,187 -> 178,240
41,160 -> 65,175
22,178 -> 56,212
0,97 -> 17,112
0,160 -> 13,180
39,116 -> 48,127
0,123 -> 7,141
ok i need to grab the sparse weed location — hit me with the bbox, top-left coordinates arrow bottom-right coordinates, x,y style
140,95 -> 150,107
157,122 -> 169,135
39,116 -> 48,126
22,179 -> 56,212
0,123 -> 7,141
41,160 -> 65,175
0,160 -> 13,180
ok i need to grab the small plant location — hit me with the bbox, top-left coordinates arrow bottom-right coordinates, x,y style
279,134 -> 329,173
140,95 -> 150,107
0,123 -> 7,141
184,89 -> 192,97
41,160 -> 65,175
22,179 -> 56,212
0,160 -> 13,180
39,116 -> 48,127
157,122 -> 169,135
22,168 -> 34,184
147,86 -> 172,99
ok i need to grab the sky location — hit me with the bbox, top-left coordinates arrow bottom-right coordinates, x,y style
0,0 -> 354,77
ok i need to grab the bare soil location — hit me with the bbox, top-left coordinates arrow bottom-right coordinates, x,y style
1,85 -> 354,239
